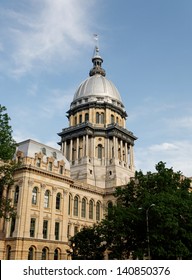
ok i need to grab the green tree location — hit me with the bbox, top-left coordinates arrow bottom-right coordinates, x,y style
67,224 -> 107,260
0,105 -> 17,219
104,162 -> 192,259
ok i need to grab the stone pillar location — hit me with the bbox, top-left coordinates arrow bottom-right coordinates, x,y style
85,135 -> 89,157
76,137 -> 79,160
69,139 -> 73,161
83,136 -> 85,157
125,142 -> 128,163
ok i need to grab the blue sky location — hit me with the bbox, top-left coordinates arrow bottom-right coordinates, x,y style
1,0 -> 192,176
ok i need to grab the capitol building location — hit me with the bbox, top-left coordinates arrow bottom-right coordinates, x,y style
0,46 -> 137,260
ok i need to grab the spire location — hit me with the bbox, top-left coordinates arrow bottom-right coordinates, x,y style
89,34 -> 106,77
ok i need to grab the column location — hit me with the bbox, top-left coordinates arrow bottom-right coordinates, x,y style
63,141 -> 66,156
69,139 -> 73,161
125,142 -> 128,164
85,135 -> 89,157
82,136 -> 85,157
120,140 -> 123,161
76,137 -> 79,160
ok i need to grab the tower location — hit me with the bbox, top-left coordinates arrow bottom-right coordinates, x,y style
58,45 -> 137,188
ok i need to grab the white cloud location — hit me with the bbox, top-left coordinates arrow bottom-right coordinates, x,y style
135,140 -> 192,177
0,0 -> 96,77
39,88 -> 74,118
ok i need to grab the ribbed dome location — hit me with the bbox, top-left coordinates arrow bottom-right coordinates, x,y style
73,74 -> 122,102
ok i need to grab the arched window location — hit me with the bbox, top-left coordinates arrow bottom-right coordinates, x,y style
100,112 -> 104,123
96,201 -> 101,221
81,197 -> 86,218
44,190 -> 50,208
73,196 -> 79,216
14,186 -> 19,204
32,187 -> 38,205
108,201 -> 113,217
96,112 -> 100,123
85,113 -> 89,122
54,248 -> 60,260
89,200 -> 94,219
41,247 -> 48,260
98,144 -> 103,159
111,114 -> 115,124
56,193 -> 61,210
6,245 -> 11,260
28,246 -> 35,260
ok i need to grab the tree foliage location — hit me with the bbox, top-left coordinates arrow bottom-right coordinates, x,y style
68,224 -> 107,259
68,162 -> 192,260
0,105 -> 17,218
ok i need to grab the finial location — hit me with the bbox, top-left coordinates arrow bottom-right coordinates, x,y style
89,34 -> 106,77
93,34 -> 99,56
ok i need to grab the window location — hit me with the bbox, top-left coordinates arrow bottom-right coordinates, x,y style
56,193 -> 61,210
111,114 -> 115,124
96,202 -> 101,221
85,113 -> 89,122
41,247 -> 48,260
36,158 -> 41,167
43,220 -> 48,239
52,151 -> 57,159
79,114 -> 82,123
10,217 -> 16,237
67,224 -> 71,238
28,247 -> 35,260
55,222 -> 60,240
32,187 -> 38,205
44,190 -> 50,208
96,112 -> 100,123
73,196 -> 79,216
100,112 -> 104,123
48,162 -> 52,171
81,198 -> 86,218
30,218 -> 36,237
74,226 -> 79,235
6,246 -> 11,260
54,248 -> 60,260
98,144 -> 103,159
89,200 -> 94,219
108,201 -> 113,217
59,165 -> 63,174
14,186 -> 19,204
96,112 -> 104,124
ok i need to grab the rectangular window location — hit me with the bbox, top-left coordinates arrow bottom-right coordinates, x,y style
74,226 -> 79,235
30,218 -> 36,237
43,220 -> 48,239
36,158 -> 41,167
59,165 -> 63,174
10,217 -> 16,237
48,162 -> 52,171
55,222 -> 60,240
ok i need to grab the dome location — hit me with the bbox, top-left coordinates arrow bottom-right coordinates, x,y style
73,74 -> 122,102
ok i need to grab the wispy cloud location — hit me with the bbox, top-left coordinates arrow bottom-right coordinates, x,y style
135,140 -> 192,176
0,0 -> 96,77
